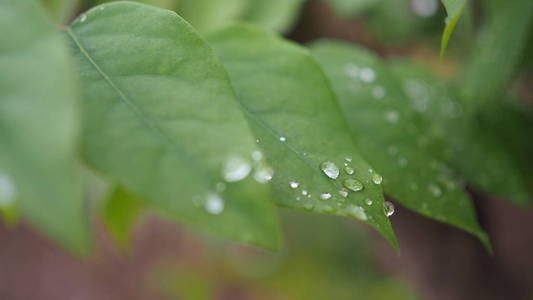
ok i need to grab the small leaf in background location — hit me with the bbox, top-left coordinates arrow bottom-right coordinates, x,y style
0,0 -> 90,254
310,40 -> 490,249
462,0 -> 533,107
389,63 -> 531,206
209,25 -> 398,249
242,0 -> 306,34
440,0 -> 467,58
103,187 -> 145,248
325,0 -> 383,17
66,2 -> 281,250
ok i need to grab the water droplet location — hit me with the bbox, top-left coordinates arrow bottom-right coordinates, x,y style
344,63 -> 359,78
79,14 -> 87,23
428,183 -> 443,197
0,173 -> 16,207
320,161 -> 340,179
343,178 -> 364,192
279,136 -> 286,142
365,198 -> 373,206
347,205 -> 367,220
296,196 -> 301,201
385,110 -> 400,123
344,166 -> 355,175
205,192 -> 224,215
368,168 -> 374,173
345,157 -> 352,162
410,0 -> 439,17
359,67 -> 376,83
253,165 -> 274,184
372,86 -> 386,99
387,145 -> 398,156
251,151 -> 263,161
289,181 -> 299,189
339,188 -> 349,198
215,182 -> 226,192
256,138 -> 260,143
383,201 -> 395,217
223,156 -> 251,182
398,157 -> 408,168
301,190 -> 308,196
320,193 -> 332,200
372,173 -> 383,185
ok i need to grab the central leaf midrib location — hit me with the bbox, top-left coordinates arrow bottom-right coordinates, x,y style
66,28 -> 211,183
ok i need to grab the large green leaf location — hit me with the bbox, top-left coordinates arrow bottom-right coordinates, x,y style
310,40 -> 489,249
440,0 -> 467,58
389,62 -> 531,206
0,0 -> 90,254
66,2 -> 281,250
462,0 -> 533,107
209,25 -> 398,249
242,0 -> 306,34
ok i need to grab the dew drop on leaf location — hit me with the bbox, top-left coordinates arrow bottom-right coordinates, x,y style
320,161 -> 340,179
301,190 -> 308,196
372,86 -> 386,99
253,165 -> 274,184
343,178 -> 364,192
344,166 -> 355,175
0,173 -> 16,207
383,201 -> 395,217
79,14 -> 87,23
372,173 -> 383,185
365,198 -> 373,206
339,188 -> 349,198
320,193 -> 332,200
279,136 -> 286,142
428,183 -> 443,197
385,110 -> 400,123
223,156 -> 252,182
251,151 -> 263,161
289,181 -> 299,189
359,67 -> 375,83
205,192 -> 224,215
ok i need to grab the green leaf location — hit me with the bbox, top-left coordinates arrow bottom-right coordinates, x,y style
310,40 -> 490,249
175,0 -> 250,33
208,25 -> 398,250
242,0 -> 306,34
440,0 -> 467,58
462,0 -> 533,106
66,2 -> 281,250
103,187 -> 144,248
389,62 -> 531,206
0,0 -> 90,254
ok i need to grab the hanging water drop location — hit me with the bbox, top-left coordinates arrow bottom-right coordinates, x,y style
343,178 -> 364,192
383,201 -> 395,217
320,193 -> 332,200
372,173 -> 383,185
320,161 -> 340,179
205,192 -> 224,215
223,156 -> 251,182
0,173 -> 16,207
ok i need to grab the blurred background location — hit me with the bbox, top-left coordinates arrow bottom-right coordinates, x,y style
1,0 -> 532,299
